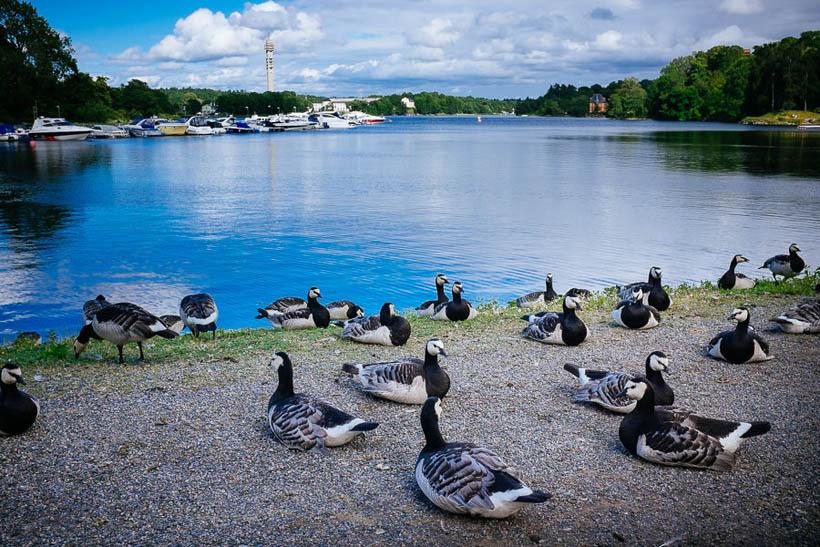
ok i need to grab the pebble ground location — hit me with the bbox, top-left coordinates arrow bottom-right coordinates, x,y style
2,295 -> 818,546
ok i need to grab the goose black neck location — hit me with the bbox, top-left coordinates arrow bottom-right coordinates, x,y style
0,382 -> 19,394
420,407 -> 446,450
77,324 -> 94,344
562,299 -> 575,316
435,283 -> 448,301
307,295 -> 319,307
546,278 -> 553,291
273,359 -> 294,399
423,350 -> 440,370
379,304 -> 392,324
645,363 -> 664,385
729,257 -> 738,271
451,290 -> 462,304
634,386 -> 656,417
735,317 -> 750,336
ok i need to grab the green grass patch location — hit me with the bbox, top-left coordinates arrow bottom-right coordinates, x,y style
741,110 -> 820,125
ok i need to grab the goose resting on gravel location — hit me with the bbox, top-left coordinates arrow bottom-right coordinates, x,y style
770,299 -> 820,334
415,397 -> 551,517
267,352 -> 378,455
617,379 -> 770,471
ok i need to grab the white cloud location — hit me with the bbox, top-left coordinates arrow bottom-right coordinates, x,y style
594,30 -> 623,50
694,25 -> 745,50
408,18 -> 461,48
719,0 -> 764,15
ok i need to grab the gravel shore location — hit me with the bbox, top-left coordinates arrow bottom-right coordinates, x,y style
2,294 -> 818,546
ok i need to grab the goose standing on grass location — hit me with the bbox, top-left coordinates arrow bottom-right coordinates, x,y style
612,287 -> 661,330
179,293 -> 219,339
0,364 -> 39,436
267,352 -> 378,455
563,351 -> 673,413
432,281 -> 478,321
718,254 -> 756,290
515,273 -> 558,308
521,291 -> 588,346
617,379 -> 770,471
415,274 -> 450,317
759,243 -> 804,281
617,266 -> 671,311
338,302 -> 411,346
341,339 -> 450,403
707,307 -> 772,363
770,299 -> 820,334
82,294 -> 111,325
415,397 -> 551,518
74,302 -> 179,364
259,287 -> 330,330
255,296 -> 307,321
326,300 -> 364,321
160,315 -> 185,334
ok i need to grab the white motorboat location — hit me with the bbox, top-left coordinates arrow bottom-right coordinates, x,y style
272,115 -> 318,131
308,111 -> 357,129
206,120 -> 226,134
184,116 -> 214,136
90,124 -> 129,138
29,117 -> 93,141
122,118 -> 163,137
346,111 -> 385,125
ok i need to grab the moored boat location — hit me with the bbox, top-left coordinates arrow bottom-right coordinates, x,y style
184,115 -> 214,136
29,117 -> 93,141
90,124 -> 129,138
309,111 -> 357,129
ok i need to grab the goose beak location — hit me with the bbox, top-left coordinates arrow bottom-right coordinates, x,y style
439,349 -> 448,357
12,373 -> 26,385
615,389 -> 628,398
576,302 -> 583,311
727,313 -> 737,320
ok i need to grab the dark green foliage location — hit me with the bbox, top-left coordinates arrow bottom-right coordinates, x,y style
214,90 -> 319,116
111,79 -> 173,119
608,77 -> 648,119
0,0 -> 78,122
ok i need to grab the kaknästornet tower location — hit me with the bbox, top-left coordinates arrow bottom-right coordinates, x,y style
265,39 -> 275,92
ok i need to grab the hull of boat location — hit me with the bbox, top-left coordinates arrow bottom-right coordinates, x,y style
159,125 -> 187,136
30,131 -> 91,141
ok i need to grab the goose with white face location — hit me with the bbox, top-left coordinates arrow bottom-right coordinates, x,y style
707,307 -> 772,363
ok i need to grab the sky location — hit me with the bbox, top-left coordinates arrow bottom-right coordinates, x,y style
32,0 -> 820,99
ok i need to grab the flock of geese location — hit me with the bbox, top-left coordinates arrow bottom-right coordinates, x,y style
2,243 -> 819,519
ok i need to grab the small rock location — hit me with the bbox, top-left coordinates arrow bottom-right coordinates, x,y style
375,463 -> 390,471
529,533 -> 543,544
612,531 -> 625,542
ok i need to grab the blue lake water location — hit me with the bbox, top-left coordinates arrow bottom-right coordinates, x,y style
1,116 -> 819,339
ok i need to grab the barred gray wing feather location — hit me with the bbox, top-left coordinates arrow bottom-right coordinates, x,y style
617,282 -> 650,300
180,294 -> 217,319
638,422 -> 735,471
363,359 -> 423,390
268,395 -> 328,455
420,444 -> 511,511
575,372 -> 633,411
522,312 -> 559,341
82,298 -> 112,324
341,314 -> 382,337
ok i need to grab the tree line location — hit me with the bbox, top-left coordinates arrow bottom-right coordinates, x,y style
0,1 -> 817,124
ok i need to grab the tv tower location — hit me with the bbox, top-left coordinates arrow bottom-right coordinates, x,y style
265,38 -> 275,92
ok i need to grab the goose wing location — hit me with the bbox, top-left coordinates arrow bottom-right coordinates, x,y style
418,443 -> 514,512
82,298 -> 112,325
265,297 -> 306,313
617,282 -> 650,300
522,312 -> 560,341
180,294 -> 217,321
708,329 -> 733,348
341,314 -> 382,337
576,372 -> 633,410
638,421 -> 735,471
94,304 -> 165,339
772,299 -> 820,333
515,290 -> 544,306
361,359 -> 423,392
268,394 -> 329,455
273,307 -> 313,324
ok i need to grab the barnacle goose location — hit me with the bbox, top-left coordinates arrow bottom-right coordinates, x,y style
612,287 -> 661,329
259,287 -> 330,330
341,339 -> 450,404
617,379 -> 770,471
337,302 -> 411,346
770,299 -> 820,334
415,397 -> 550,518
707,307 -> 772,363
617,266 -> 671,311
0,364 -> 39,436
415,274 -> 450,317
718,254 -> 756,290
179,293 -> 219,339
515,273 -> 558,308
326,300 -> 364,321
255,296 -> 307,320
759,243 -> 804,281
563,351 -> 673,413
267,352 -> 378,455
431,281 -> 478,321
521,291 -> 588,346
74,302 -> 179,363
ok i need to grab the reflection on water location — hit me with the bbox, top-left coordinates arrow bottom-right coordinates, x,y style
1,118 -> 818,338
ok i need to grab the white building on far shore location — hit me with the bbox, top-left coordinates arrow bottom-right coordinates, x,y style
311,97 -> 380,113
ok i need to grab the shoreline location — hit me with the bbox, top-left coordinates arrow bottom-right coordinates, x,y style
1,284 -> 818,545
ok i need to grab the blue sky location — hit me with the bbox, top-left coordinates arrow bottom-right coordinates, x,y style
33,0 -> 820,98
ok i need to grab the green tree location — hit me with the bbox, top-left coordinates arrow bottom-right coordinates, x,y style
184,96 -> 202,116
608,77 -> 648,119
0,0 -> 78,122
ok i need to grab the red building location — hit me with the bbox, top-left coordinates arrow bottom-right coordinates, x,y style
589,94 -> 607,113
